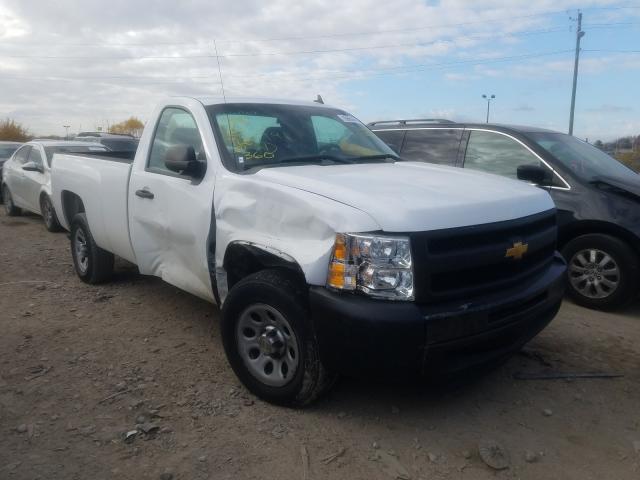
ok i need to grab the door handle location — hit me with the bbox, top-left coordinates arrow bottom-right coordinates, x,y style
135,188 -> 154,199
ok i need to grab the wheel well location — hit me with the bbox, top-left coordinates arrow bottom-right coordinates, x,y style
61,191 -> 85,226
223,242 -> 306,290
559,221 -> 640,254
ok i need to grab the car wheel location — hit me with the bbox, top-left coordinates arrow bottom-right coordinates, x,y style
221,269 -> 335,407
70,213 -> 114,284
3,186 -> 21,216
41,195 -> 62,232
562,233 -> 639,310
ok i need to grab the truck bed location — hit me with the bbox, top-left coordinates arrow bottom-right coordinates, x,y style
51,152 -> 137,264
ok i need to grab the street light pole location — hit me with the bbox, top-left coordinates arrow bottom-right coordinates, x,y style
482,94 -> 495,123
568,11 -> 585,136
63,125 -> 70,140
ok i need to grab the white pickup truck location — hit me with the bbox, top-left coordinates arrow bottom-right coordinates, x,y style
52,97 -> 566,406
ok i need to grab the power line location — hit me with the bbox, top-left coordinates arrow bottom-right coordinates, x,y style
2,5 -> 638,49
0,50 -> 574,84
214,5 -> 640,44
0,27 -> 579,60
583,48 -> 640,53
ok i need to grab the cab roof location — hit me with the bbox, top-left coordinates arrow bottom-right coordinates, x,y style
189,96 -> 339,109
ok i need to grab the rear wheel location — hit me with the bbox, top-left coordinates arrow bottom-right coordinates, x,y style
562,234 -> 639,310
3,186 -> 21,216
221,269 -> 335,407
70,213 -> 114,284
41,195 -> 62,232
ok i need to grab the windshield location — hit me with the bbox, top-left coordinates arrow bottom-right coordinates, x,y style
44,145 -> 107,166
207,103 -> 398,172
529,132 -> 638,182
0,144 -> 20,158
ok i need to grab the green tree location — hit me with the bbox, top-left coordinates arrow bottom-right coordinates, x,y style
0,118 -> 31,142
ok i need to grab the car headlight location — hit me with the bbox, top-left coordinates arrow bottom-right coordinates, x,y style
326,233 -> 414,300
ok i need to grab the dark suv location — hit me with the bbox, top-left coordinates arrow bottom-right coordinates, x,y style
370,120 -> 640,310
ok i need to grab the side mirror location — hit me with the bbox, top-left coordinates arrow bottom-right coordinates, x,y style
22,161 -> 43,173
517,164 -> 552,186
165,145 -> 205,179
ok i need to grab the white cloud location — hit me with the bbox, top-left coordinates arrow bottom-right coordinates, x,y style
0,0 -> 635,135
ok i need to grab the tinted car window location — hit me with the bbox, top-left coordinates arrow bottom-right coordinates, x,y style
373,130 -> 405,154
464,130 -> 543,179
0,145 -> 20,158
401,129 -> 462,165
100,138 -> 139,152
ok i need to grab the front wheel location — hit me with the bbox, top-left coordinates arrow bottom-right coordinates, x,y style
562,234 -> 639,310
3,186 -> 21,216
221,269 -> 335,407
41,195 -> 62,232
70,213 -> 114,284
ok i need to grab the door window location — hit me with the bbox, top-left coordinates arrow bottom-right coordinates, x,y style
12,146 -> 31,165
373,130 -> 405,154
148,108 -> 205,175
401,129 -> 462,165
28,148 -> 44,169
463,130 -> 542,179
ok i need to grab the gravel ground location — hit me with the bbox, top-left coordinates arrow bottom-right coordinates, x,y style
1,210 -> 639,480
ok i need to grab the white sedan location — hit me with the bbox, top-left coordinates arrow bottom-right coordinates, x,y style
2,140 -> 107,231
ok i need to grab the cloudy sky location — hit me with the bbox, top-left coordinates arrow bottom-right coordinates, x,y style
0,0 -> 638,140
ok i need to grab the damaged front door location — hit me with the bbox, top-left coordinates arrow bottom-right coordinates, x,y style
128,106 -> 216,302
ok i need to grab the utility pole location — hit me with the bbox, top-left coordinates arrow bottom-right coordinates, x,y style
63,125 -> 70,140
568,11 -> 585,136
482,94 -> 495,123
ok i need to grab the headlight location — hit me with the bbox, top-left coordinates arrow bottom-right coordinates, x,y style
326,233 -> 414,300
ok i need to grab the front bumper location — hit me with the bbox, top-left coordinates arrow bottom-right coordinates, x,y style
310,253 -> 566,378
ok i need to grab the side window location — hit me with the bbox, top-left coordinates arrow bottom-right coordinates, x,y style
373,130 -> 405,154
148,108 -> 205,174
401,129 -> 462,165
28,148 -> 44,169
463,131 -> 542,179
13,146 -> 31,165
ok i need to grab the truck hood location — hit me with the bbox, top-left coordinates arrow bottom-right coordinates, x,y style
255,162 -> 555,232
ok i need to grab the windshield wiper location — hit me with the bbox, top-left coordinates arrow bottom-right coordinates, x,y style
276,154 -> 355,164
352,154 -> 402,162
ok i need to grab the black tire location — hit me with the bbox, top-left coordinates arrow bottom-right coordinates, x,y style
562,233 -> 639,310
2,186 -> 21,216
40,195 -> 62,232
221,269 -> 335,407
70,213 -> 114,284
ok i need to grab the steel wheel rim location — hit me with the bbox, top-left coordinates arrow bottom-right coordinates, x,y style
569,248 -> 620,299
74,228 -> 89,274
236,303 -> 300,387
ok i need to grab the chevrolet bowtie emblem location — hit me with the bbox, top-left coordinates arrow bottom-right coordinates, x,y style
505,241 -> 528,260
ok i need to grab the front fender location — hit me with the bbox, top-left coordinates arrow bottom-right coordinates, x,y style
214,173 -> 380,288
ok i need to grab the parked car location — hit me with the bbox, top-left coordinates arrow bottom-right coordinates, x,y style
0,141 -> 22,200
51,98 -> 565,406
2,141 -> 107,231
75,132 -> 139,153
369,120 -> 640,310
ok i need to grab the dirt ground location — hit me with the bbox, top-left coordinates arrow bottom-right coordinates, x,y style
1,210 -> 639,480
